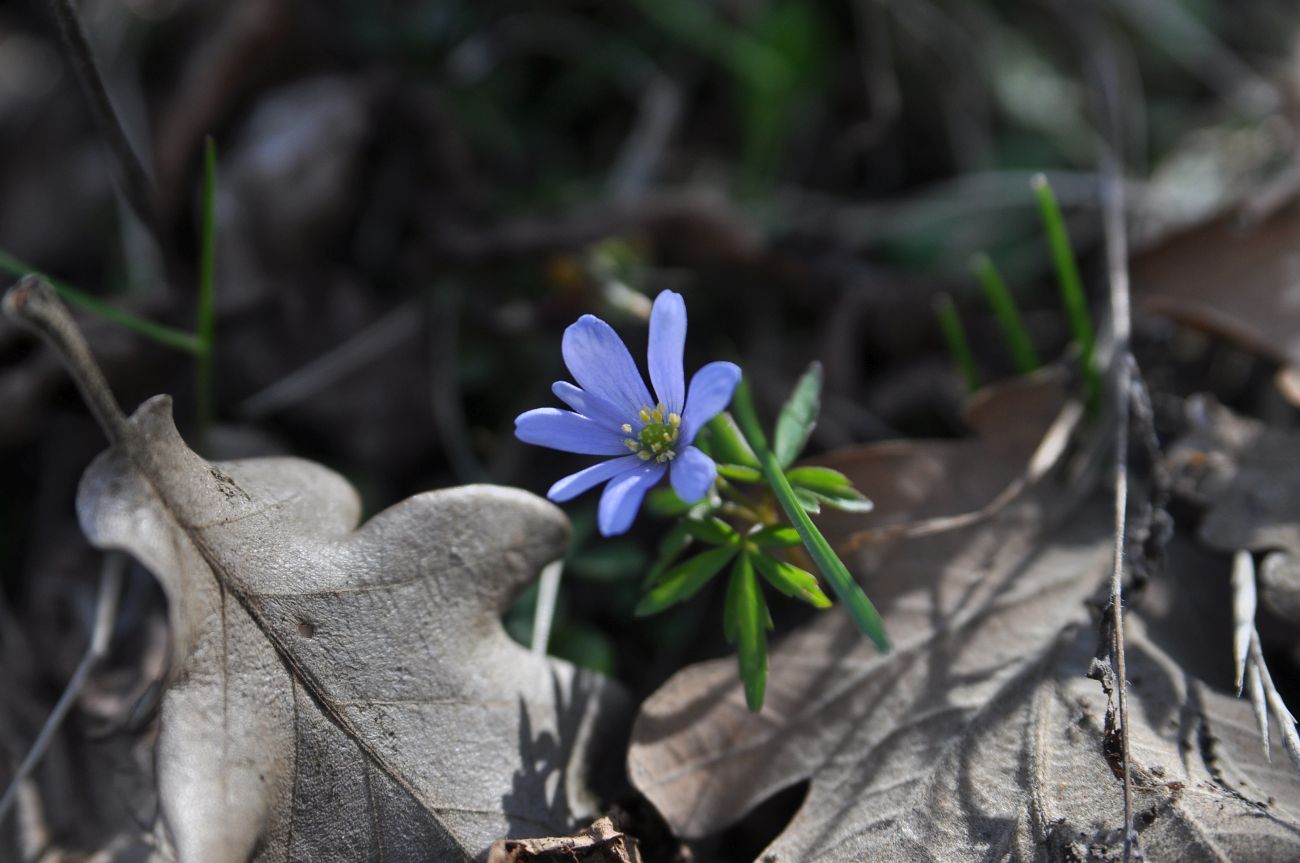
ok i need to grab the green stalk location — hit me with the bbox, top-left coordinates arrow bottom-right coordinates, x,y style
729,379 -> 889,652
0,250 -> 202,354
971,252 -> 1039,374
196,136 -> 218,434
1032,174 -> 1097,407
934,293 -> 979,393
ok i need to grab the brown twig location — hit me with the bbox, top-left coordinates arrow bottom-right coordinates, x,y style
2,275 -> 131,446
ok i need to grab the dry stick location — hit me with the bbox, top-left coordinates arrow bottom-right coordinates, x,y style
3,276 -> 131,445
47,0 -> 157,234
0,553 -> 126,822
1100,153 -> 1136,860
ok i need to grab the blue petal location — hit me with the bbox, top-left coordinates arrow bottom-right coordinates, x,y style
648,290 -> 686,416
552,382 -> 629,432
669,445 -> 716,503
515,408 -> 629,455
562,315 -> 654,419
547,455 -> 643,502
680,361 -> 743,444
597,461 -> 665,536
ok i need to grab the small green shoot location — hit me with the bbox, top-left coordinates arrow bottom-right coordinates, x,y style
934,293 -> 980,392
1032,173 -> 1097,407
971,252 -> 1040,374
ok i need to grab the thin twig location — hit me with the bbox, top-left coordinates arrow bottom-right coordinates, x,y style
1101,150 -> 1135,859
3,275 -> 131,445
0,553 -> 125,821
47,0 -> 157,234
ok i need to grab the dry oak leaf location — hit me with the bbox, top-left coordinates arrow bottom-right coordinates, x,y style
628,382 -> 1300,862
76,394 -> 629,862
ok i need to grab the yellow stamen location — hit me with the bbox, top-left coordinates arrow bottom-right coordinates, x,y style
621,423 -> 633,434
668,412 -> 681,427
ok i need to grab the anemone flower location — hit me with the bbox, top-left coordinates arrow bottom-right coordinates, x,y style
515,291 -> 741,536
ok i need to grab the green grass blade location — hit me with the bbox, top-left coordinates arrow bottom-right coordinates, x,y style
726,552 -> 769,711
730,379 -> 890,652
1032,174 -> 1097,407
196,136 -> 219,432
971,252 -> 1040,374
934,293 -> 979,393
703,412 -> 761,469
0,250 -> 202,354
773,361 -> 822,468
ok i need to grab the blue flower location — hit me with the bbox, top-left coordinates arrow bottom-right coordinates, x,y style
515,290 -> 742,536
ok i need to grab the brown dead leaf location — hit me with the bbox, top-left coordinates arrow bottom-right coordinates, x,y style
486,816 -> 642,863
628,379 -> 1300,861
1134,204 -> 1300,402
7,278 -> 630,862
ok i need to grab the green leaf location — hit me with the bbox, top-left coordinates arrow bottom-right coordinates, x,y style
750,550 -> 832,608
785,466 -> 853,493
793,488 -> 822,514
725,553 -> 769,711
749,525 -> 801,548
773,362 -> 822,468
683,517 -> 736,546
805,488 -> 874,514
730,378 -> 890,653
643,521 -> 693,587
717,463 -> 763,483
635,545 -> 739,617
703,412 -> 761,469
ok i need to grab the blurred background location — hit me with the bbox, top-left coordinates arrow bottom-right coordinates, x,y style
1,0 -> 1299,857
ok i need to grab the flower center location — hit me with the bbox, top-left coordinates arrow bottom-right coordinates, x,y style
622,404 -> 681,463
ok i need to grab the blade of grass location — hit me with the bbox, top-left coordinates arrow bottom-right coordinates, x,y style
1032,173 -> 1098,407
729,379 -> 889,652
196,136 -> 218,434
934,293 -> 979,393
0,250 -> 201,354
971,252 -> 1039,374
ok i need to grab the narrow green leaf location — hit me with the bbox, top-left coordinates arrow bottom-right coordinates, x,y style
635,544 -> 739,617
805,488 -> 874,514
717,463 -> 763,483
773,361 -> 822,468
751,551 -> 832,608
643,520 -> 693,587
793,488 -> 822,514
1032,174 -> 1097,408
730,379 -> 890,652
704,412 -> 761,469
683,517 -> 736,546
785,466 -> 853,493
971,252 -> 1039,374
750,524 -> 801,548
725,553 -> 768,711
0,250 -> 202,354
934,293 -> 979,393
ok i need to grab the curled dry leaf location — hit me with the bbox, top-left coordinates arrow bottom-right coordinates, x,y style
485,816 -> 642,863
71,397 -> 628,860
628,378 -> 1300,861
